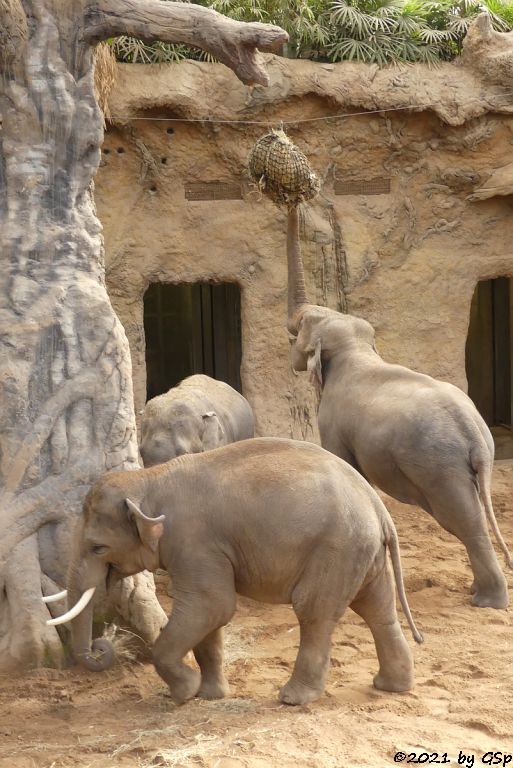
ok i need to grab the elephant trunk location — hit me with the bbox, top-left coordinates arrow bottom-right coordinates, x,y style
67,567 -> 115,672
287,205 -> 309,335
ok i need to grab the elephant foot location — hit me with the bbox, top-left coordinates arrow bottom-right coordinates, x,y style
373,670 -> 413,693
197,676 -> 230,701
279,679 -> 324,706
471,586 -> 508,609
163,667 -> 201,705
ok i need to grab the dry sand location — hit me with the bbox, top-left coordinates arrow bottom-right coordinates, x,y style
1,464 -> 512,768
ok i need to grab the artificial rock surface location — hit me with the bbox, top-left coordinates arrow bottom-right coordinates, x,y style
97,19 -> 513,441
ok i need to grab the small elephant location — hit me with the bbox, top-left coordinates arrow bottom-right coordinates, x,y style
140,374 -> 255,467
286,206 -> 512,609
47,437 -> 422,706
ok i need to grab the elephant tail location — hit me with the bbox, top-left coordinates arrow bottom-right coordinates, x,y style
473,457 -> 513,570
384,516 -> 424,645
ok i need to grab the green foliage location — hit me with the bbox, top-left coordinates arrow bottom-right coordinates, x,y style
209,0 -> 332,59
109,0 -> 513,67
109,37 -> 194,64
438,0 -> 513,55
327,0 -> 452,65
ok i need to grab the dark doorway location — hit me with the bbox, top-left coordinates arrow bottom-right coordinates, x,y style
465,277 -> 513,458
144,282 -> 242,400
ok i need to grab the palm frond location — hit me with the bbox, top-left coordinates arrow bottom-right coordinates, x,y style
108,0 -> 513,69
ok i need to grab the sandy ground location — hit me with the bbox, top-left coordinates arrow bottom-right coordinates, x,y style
1,464 -> 513,768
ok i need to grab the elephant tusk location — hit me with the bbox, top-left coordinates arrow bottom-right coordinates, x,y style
46,587 -> 96,626
42,589 -> 68,604
126,498 -> 165,524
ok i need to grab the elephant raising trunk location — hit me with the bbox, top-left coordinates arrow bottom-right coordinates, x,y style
287,206 -> 309,334
286,210 -> 512,608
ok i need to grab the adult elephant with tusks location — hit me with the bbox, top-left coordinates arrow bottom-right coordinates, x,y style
286,205 -> 512,609
44,437 -> 422,705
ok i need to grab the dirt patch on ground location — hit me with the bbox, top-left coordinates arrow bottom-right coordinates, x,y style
1,465 -> 513,768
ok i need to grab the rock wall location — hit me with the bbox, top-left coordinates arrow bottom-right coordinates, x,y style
96,36 -> 513,441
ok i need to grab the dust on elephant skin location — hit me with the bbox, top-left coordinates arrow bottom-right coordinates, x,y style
63,437 -> 422,706
140,374 -> 254,467
291,304 -> 512,609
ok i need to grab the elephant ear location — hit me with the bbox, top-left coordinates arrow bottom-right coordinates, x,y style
307,338 -> 322,392
126,498 -> 165,553
201,411 -> 224,451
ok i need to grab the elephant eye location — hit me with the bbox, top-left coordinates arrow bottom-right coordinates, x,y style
92,544 -> 108,555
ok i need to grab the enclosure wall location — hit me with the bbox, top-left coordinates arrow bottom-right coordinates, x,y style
96,61 -> 513,441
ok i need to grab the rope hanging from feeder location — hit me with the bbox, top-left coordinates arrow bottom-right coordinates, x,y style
247,129 -> 320,207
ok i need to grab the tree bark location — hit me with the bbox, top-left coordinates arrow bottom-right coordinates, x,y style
85,0 -> 287,86
0,0 -> 285,670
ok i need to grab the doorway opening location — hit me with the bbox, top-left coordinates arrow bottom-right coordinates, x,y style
144,282 -> 242,401
465,276 -> 513,459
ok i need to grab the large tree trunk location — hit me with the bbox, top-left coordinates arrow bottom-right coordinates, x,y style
0,0 -> 286,671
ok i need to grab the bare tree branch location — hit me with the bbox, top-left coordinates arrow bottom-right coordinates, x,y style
84,0 -> 288,86
0,465 -> 96,569
1,370 -> 100,503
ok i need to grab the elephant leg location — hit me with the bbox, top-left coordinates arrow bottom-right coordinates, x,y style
279,616 -> 337,706
351,561 -> 414,693
427,483 -> 508,609
280,543 -> 373,706
194,627 -> 230,700
459,533 -> 507,609
153,575 -> 236,705
318,412 -> 357,469
319,433 -> 357,469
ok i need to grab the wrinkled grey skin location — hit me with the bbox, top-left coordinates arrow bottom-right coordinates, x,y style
286,207 -> 512,610
140,374 -> 255,467
66,437 -> 422,705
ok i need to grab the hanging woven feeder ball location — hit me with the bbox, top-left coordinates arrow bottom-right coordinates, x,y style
248,129 -> 320,207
